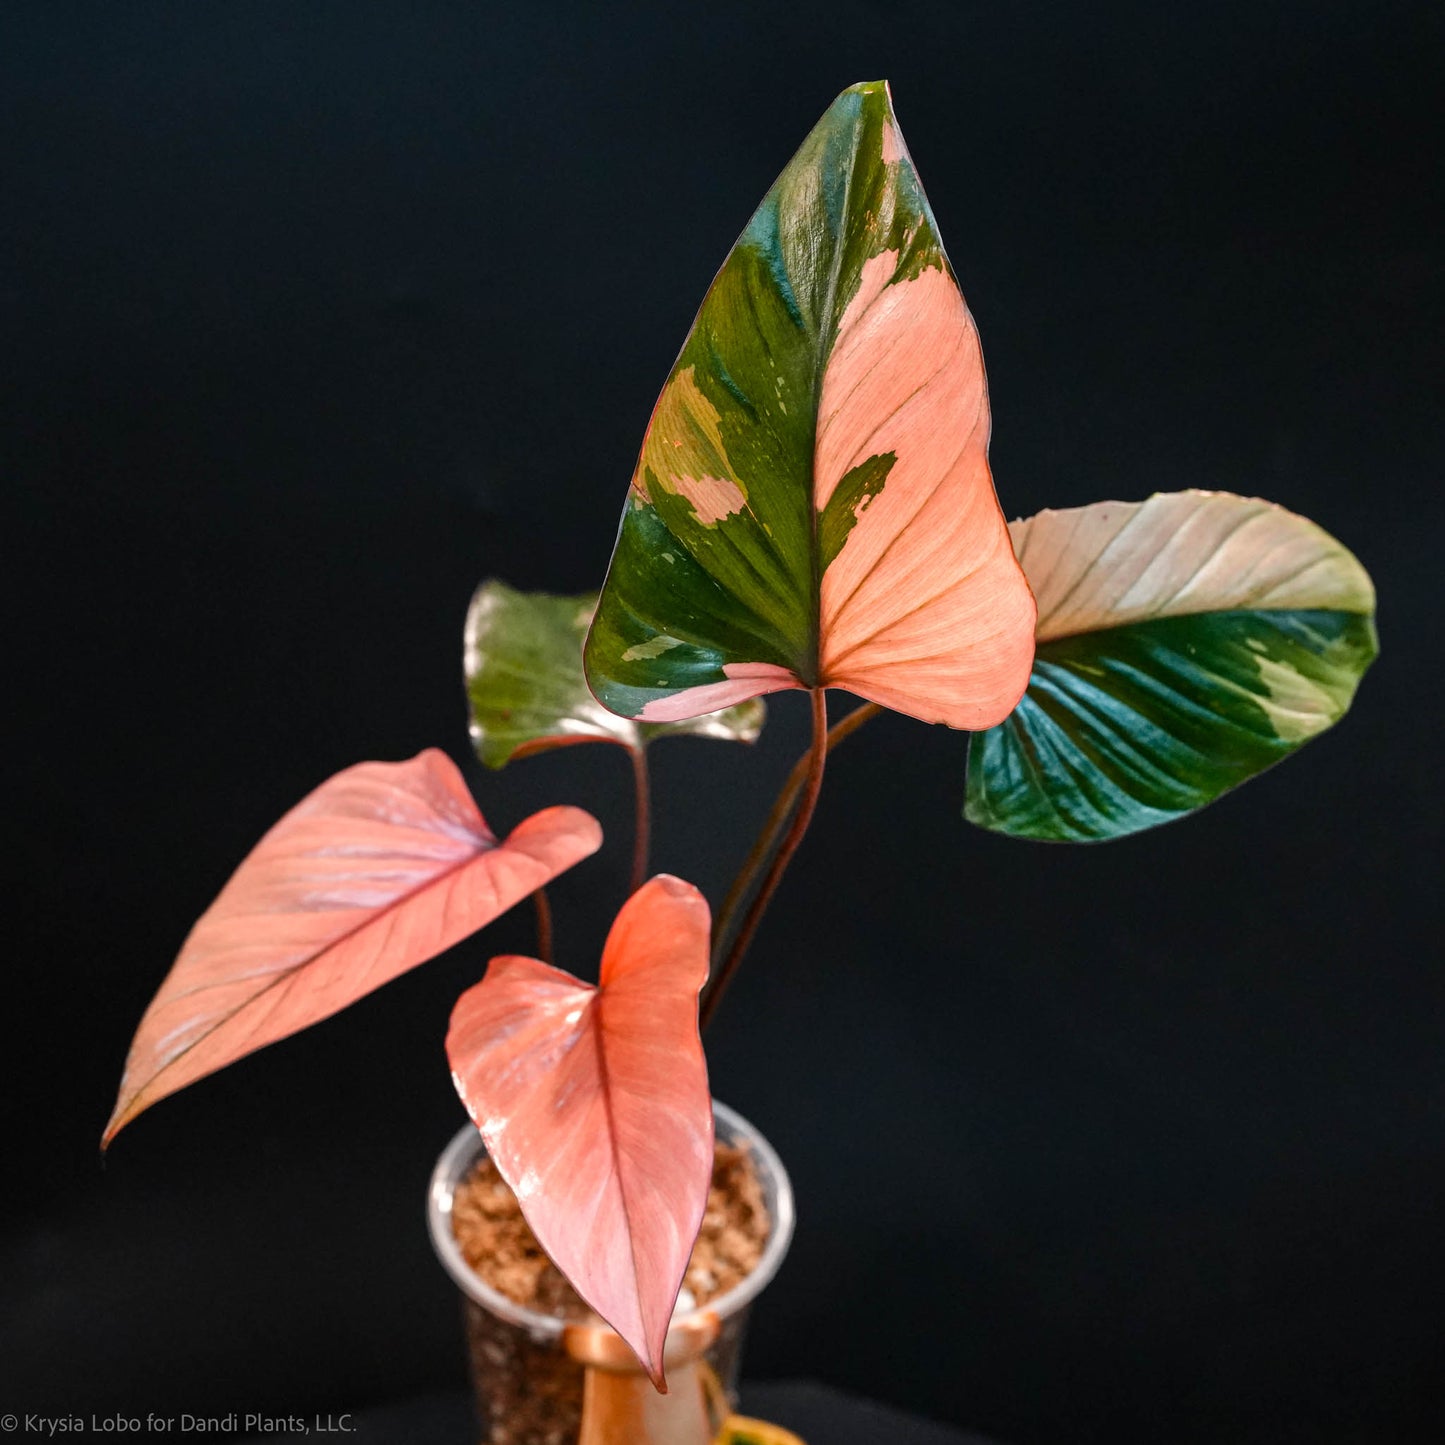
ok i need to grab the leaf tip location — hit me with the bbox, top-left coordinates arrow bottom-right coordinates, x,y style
100,1093 -> 135,1152
648,872 -> 703,904
561,804 -> 606,854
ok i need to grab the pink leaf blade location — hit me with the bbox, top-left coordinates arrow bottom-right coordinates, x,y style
103,750 -> 602,1147
445,875 -> 714,1390
815,252 -> 1036,728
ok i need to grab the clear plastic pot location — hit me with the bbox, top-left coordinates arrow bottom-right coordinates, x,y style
427,1101 -> 795,1445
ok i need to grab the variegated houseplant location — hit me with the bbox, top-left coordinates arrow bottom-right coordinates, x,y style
105,81 -> 1376,1438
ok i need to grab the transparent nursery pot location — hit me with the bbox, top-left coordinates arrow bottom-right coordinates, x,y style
427,1101 -> 795,1445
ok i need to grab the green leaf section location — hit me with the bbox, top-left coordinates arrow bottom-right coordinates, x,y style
465,580 -> 763,768
585,80 -> 945,718
819,453 -> 895,571
965,608 -> 1378,842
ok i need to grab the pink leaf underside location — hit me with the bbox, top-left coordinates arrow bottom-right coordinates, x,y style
815,249 -> 1036,728
104,750 -> 602,1145
445,874 -> 715,1390
1007,490 -> 1378,642
636,663 -> 799,724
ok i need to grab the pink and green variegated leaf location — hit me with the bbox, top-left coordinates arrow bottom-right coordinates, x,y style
584,80 -> 1036,730
103,750 -> 602,1146
465,579 -> 764,768
446,875 -> 713,1391
966,492 -> 1378,841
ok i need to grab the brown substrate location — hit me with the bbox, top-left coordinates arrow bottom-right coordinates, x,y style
449,1141 -> 773,1443
451,1140 -> 771,1317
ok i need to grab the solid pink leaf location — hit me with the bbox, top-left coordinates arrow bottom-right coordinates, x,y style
104,749 -> 602,1146
445,874 -> 714,1390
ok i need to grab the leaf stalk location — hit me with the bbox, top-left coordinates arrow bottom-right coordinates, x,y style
700,688 -> 845,1030
709,699 -> 881,973
630,746 -> 651,893
532,888 -> 554,966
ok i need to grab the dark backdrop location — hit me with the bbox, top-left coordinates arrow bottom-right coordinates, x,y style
4,3 -> 1441,1442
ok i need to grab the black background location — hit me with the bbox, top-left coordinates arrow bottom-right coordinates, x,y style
4,3 -> 1442,1442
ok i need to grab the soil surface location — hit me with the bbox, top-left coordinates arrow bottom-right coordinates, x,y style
451,1140 -> 771,1316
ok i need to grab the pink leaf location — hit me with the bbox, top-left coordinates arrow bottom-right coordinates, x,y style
446,875 -> 714,1390
104,749 -> 602,1146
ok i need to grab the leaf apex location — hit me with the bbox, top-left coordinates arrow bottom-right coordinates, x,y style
649,872 -> 703,902
99,1107 -> 126,1152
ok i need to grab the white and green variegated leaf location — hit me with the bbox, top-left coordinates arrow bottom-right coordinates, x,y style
965,491 -> 1378,842
465,580 -> 763,768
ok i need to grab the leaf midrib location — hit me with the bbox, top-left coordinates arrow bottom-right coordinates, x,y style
803,109 -> 864,688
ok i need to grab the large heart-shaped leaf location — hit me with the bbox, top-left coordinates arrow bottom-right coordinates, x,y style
965,492 -> 1378,842
104,750 -> 602,1145
465,579 -> 764,767
446,875 -> 713,1390
584,80 -> 1036,730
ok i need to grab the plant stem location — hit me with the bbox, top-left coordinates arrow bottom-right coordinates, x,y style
629,745 -> 651,893
710,699 -> 881,971
532,888 -> 554,966
700,687 -> 833,1031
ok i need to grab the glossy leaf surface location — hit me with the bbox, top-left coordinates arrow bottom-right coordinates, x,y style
585,81 -> 1035,730
104,750 -> 602,1144
966,492 -> 1378,841
446,875 -> 713,1389
465,579 -> 764,767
